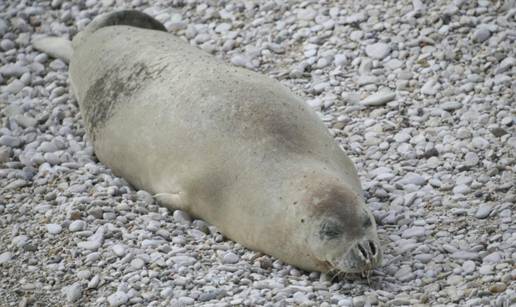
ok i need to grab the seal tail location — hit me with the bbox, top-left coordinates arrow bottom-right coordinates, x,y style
32,36 -> 73,63
32,10 -> 166,63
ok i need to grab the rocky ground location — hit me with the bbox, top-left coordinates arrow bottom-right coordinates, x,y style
1,0 -> 515,306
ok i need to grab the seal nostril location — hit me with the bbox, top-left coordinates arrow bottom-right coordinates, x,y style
357,243 -> 368,259
369,241 -> 376,256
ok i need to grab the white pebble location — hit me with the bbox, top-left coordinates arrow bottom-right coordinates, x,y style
46,224 -> 63,234
107,291 -> 129,306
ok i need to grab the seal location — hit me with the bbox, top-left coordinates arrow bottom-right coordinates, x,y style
33,10 -> 382,274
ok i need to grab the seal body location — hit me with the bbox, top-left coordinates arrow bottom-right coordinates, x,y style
68,11 -> 382,273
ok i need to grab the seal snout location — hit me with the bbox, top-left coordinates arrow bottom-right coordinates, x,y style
344,238 -> 382,273
351,239 -> 380,270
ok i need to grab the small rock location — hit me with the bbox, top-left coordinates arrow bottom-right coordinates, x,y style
160,287 -> 174,298
473,27 -> 491,42
107,291 -> 129,307
0,147 -> 10,163
130,258 -> 145,270
46,224 -> 63,234
489,282 -> 507,293
297,8 -> 317,21
173,210 -> 192,225
111,244 -> 126,257
62,283 -> 82,303
0,39 -> 15,51
352,295 -> 366,307
222,252 -> 239,264
4,79 -> 25,94
475,204 -> 493,219
399,173 -> 427,186
421,79 -> 439,95
0,136 -> 21,148
361,91 -> 396,106
334,54 -> 347,66
495,56 -> 515,74
462,260 -> 476,274
483,252 -> 501,263
0,252 -> 12,264
87,275 -> 100,289
401,226 -> 426,238
365,42 -> 391,59
69,220 -> 86,232
441,101 -> 462,111
452,251 -> 479,260
12,235 -> 29,248
490,127 -> 508,137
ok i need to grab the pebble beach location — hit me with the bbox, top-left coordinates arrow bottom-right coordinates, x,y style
0,0 -> 515,306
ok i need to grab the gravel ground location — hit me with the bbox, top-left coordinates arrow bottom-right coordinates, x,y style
1,0 -> 515,306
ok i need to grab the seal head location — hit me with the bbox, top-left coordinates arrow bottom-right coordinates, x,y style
284,171 -> 382,274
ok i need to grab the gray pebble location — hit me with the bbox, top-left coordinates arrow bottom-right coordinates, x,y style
173,210 -> 192,225
107,291 -> 129,307
62,283 -> 83,303
473,27 -> 491,42
475,204 -> 493,219
0,39 -> 15,51
69,220 -> 86,232
365,42 -> 391,59
361,91 -> 396,106
0,252 -> 13,264
46,224 -> 63,234
222,251 -> 239,264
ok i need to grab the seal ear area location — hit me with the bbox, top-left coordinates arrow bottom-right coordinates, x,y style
85,10 -> 167,34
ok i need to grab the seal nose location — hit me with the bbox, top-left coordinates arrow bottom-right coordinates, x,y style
352,239 -> 381,270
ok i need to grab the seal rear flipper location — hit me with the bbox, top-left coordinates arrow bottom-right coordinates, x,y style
32,36 -> 73,63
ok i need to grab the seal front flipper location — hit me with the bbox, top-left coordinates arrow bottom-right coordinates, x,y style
153,193 -> 187,211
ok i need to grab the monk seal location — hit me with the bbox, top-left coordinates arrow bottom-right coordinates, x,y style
33,10 -> 382,274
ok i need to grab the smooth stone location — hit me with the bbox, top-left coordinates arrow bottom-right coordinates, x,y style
77,240 -> 101,251
483,252 -> 501,263
160,287 -> 174,298
62,283 -> 83,302
0,252 -> 13,264
421,79 -> 439,95
130,258 -> 145,269
107,291 -> 129,306
222,252 -> 239,264
462,260 -> 476,274
400,173 -> 427,186
173,210 -> 192,225
473,27 -> 491,42
111,244 -> 126,257
361,91 -> 396,106
12,235 -> 29,248
441,101 -> 462,111
297,8 -> 317,21
401,226 -> 426,238
334,54 -> 347,66
451,251 -> 479,260
489,282 -> 507,293
365,42 -> 391,59
69,220 -> 86,232
4,79 -> 25,94
0,39 -> 15,50
88,275 -> 100,289
475,204 -> 493,219
46,224 -> 63,234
